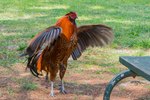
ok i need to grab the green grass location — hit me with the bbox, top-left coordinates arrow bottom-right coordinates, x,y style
22,82 -> 37,91
145,85 -> 150,90
0,0 -> 150,67
7,87 -> 15,95
11,77 -> 38,91
108,67 -> 121,74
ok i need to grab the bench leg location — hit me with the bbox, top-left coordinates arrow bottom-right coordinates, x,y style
103,70 -> 137,100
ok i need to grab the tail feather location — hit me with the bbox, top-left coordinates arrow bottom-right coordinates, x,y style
37,52 -> 43,73
27,51 -> 43,77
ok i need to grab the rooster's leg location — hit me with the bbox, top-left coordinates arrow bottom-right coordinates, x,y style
50,81 -> 54,96
43,72 -> 49,88
49,65 -> 59,96
59,80 -> 67,94
59,64 -> 67,94
45,72 -> 48,81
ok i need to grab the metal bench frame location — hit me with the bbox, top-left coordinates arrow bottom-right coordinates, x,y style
103,56 -> 150,100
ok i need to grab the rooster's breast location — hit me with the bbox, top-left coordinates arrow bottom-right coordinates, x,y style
48,34 -> 77,64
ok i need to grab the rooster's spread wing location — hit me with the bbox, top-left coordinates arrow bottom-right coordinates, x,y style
72,24 -> 114,60
26,26 -> 62,77
26,26 -> 62,56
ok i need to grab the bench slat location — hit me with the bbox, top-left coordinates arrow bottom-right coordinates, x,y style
119,56 -> 150,81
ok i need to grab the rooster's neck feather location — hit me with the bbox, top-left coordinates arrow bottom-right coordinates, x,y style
55,16 -> 77,41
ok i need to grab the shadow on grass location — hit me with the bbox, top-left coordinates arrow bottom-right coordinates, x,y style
64,82 -> 106,97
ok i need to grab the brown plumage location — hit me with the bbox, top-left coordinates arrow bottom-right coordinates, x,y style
21,12 -> 114,96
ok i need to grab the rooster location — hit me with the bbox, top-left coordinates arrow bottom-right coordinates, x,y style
21,12 -> 114,96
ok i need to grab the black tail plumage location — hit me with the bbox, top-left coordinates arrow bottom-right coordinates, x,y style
27,51 -> 42,77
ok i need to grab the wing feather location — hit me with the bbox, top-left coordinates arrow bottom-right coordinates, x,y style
26,26 -> 62,56
72,24 -> 114,60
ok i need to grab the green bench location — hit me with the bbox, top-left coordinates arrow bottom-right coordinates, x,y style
103,56 -> 150,100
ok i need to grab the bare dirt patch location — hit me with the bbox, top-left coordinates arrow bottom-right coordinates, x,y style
0,63 -> 150,100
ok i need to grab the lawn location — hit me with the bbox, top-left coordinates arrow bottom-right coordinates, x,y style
0,0 -> 150,99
